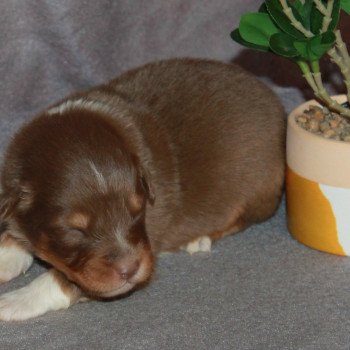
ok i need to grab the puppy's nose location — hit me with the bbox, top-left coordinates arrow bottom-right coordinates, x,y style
115,258 -> 140,280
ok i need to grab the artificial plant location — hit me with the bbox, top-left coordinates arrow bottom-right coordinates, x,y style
231,0 -> 350,117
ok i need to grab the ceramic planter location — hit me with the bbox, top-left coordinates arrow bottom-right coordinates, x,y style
286,95 -> 350,256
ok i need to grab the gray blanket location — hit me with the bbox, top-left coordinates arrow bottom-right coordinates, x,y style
1,1 -> 350,349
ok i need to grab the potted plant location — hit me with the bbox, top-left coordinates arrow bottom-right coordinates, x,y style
231,0 -> 350,255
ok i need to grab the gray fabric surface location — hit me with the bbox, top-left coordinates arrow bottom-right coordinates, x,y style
1,1 -> 350,349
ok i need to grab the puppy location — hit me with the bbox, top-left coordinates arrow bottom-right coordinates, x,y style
0,58 -> 285,321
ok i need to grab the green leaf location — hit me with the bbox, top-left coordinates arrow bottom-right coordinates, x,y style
230,28 -> 269,52
293,40 -> 314,61
265,0 -> 306,39
291,0 -> 304,14
310,31 -> 336,57
291,0 -> 313,30
328,0 -> 341,31
310,2 -> 324,34
269,32 -> 300,57
238,13 -> 280,47
293,31 -> 336,61
341,0 -> 350,14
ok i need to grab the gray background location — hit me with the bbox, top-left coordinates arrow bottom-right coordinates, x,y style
1,1 -> 350,349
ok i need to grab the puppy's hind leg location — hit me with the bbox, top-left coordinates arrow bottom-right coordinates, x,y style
182,214 -> 248,255
0,233 -> 33,284
182,236 -> 212,255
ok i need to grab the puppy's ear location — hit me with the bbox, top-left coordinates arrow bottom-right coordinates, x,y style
137,166 -> 155,205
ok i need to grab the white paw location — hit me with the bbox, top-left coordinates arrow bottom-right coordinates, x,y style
183,236 -> 212,255
0,272 -> 71,321
0,245 -> 33,283
0,288 -> 41,322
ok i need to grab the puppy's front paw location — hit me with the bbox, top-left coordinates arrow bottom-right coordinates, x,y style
183,236 -> 212,255
0,289 -> 38,322
0,244 -> 33,284
0,271 -> 71,322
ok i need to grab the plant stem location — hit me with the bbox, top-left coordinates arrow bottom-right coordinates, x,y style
331,30 -> 350,105
335,30 -> 350,66
311,63 -> 350,117
311,60 -> 320,73
281,1 -> 350,117
313,0 -> 327,16
297,60 -> 318,93
328,47 -> 350,103
321,0 -> 334,33
279,0 -> 314,38
297,59 -> 350,117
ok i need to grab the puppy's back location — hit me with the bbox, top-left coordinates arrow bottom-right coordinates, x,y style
94,59 -> 286,251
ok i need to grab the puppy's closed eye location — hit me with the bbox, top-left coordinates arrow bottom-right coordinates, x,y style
62,229 -> 86,246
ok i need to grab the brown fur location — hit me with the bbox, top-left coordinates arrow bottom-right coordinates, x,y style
0,58 -> 285,298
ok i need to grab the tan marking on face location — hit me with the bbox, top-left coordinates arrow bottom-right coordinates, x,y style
67,212 -> 90,230
128,193 -> 144,214
129,246 -> 154,287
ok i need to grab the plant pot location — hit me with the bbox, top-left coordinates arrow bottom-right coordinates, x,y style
286,95 -> 350,256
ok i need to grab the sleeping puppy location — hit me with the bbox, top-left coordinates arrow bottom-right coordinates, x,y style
0,58 -> 285,321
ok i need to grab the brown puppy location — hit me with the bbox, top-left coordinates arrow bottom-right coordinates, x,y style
0,58 -> 285,321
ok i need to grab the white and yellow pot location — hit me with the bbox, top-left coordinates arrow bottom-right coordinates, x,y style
286,95 -> 350,256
